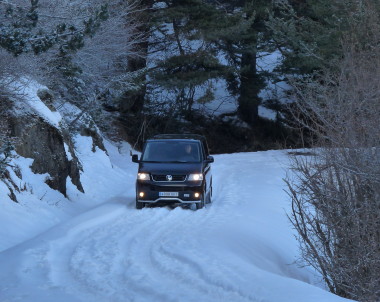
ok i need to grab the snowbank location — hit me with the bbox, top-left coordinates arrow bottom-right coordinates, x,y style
0,137 -> 134,252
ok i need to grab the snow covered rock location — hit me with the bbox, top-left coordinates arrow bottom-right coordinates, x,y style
5,79 -> 84,196
9,114 -> 83,196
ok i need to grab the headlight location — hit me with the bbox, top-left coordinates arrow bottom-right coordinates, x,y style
137,173 -> 150,180
188,173 -> 203,181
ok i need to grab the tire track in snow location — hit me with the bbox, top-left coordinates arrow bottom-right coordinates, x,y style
100,196 -> 235,302
67,209 -> 172,302
40,203 -> 168,302
121,207 -> 209,302
146,168 -> 265,302
65,205 -> 209,302
154,242 -> 262,302
46,155 -> 272,302
121,159 -> 263,302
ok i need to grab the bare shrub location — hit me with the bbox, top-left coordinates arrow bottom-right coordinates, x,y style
286,8 -> 380,301
287,147 -> 380,300
1,0 -> 143,94
1,0 -> 143,137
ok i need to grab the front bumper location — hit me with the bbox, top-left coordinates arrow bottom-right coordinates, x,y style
138,198 -> 201,204
136,180 -> 204,204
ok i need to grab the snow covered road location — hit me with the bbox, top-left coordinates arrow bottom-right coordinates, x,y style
0,150 -> 353,302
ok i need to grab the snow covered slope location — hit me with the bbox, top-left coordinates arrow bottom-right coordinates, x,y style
0,149 -> 354,302
0,78 -> 133,252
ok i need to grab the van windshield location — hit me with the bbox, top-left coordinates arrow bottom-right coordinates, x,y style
142,141 -> 201,163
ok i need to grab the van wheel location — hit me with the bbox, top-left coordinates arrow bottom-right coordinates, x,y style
196,193 -> 205,210
207,190 -> 212,204
136,199 -> 144,209
206,182 -> 212,204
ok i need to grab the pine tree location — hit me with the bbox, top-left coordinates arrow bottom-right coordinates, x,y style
147,0 -> 232,119
230,0 -> 273,126
268,0 -> 380,75
145,0 -> 276,126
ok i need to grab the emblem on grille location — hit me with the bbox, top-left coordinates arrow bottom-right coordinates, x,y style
166,175 -> 173,181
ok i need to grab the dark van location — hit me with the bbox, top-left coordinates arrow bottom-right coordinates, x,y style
131,134 -> 214,210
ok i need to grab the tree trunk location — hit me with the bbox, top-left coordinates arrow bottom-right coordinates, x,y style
237,12 -> 263,127
238,48 -> 261,126
126,46 -> 148,114
121,0 -> 153,115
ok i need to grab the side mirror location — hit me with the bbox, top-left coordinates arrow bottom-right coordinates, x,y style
205,156 -> 214,163
131,154 -> 140,163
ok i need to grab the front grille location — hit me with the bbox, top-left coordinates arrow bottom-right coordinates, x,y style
152,174 -> 187,182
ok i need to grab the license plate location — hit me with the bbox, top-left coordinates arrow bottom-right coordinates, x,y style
159,192 -> 179,197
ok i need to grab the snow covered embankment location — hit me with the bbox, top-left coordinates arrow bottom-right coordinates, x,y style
0,146 -> 354,302
0,79 -> 133,252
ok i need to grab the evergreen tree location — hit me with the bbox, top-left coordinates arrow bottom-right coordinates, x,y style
226,0 -> 273,126
147,0 -> 232,119
265,0 -> 380,137
143,0 -> 275,126
268,0 -> 380,75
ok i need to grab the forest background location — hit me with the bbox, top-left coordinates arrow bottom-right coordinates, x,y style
1,0 -> 363,153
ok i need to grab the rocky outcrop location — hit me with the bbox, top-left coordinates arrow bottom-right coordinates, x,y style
8,114 -> 84,197
80,127 -> 106,153
2,80 -> 110,198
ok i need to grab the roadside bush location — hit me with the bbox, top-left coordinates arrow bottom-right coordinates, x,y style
286,19 -> 380,301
